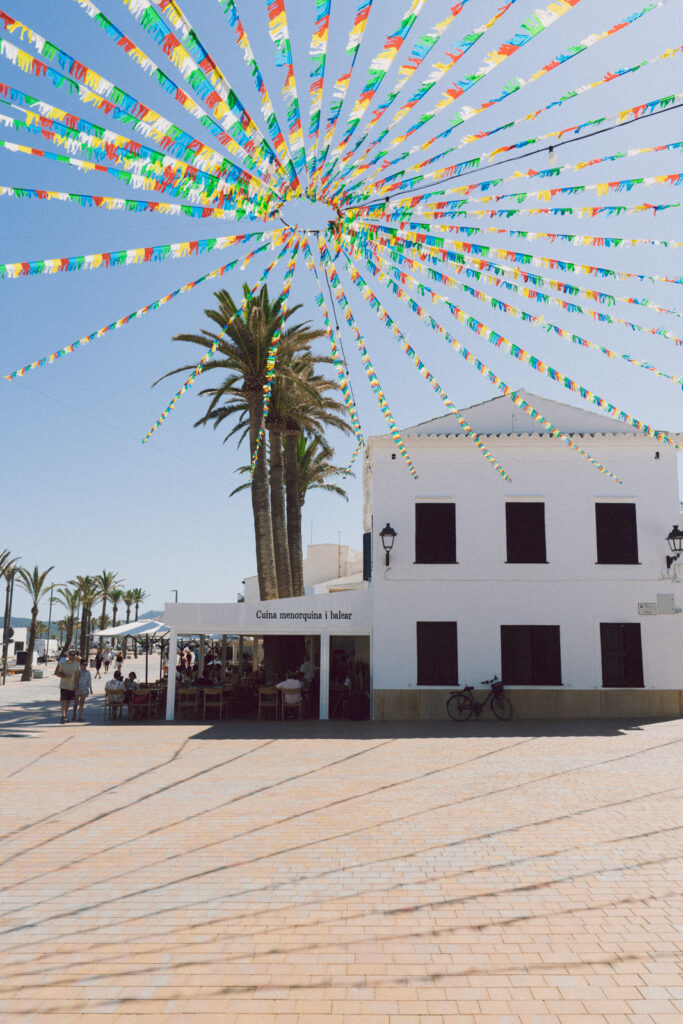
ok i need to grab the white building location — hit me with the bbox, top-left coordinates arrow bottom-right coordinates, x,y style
164,391 -> 683,720
243,542 -> 363,602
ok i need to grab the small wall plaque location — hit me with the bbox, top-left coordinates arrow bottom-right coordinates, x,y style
638,602 -> 657,615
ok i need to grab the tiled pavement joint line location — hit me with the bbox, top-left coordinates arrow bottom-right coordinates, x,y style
2,736 -> 73,781
0,738 -> 278,875
0,735 -> 529,932
0,738 -> 396,930
4,735 -> 678,959
1,733 -> 196,842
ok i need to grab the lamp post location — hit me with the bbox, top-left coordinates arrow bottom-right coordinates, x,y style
2,567 -> 17,687
666,524 -> 683,569
379,523 -> 397,567
45,584 -> 55,664
171,589 -> 178,603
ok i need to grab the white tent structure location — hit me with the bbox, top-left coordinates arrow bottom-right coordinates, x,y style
92,619 -> 169,683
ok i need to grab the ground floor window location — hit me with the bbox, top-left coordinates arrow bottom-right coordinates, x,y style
416,621 -> 458,686
600,623 -> 644,687
501,625 -> 562,686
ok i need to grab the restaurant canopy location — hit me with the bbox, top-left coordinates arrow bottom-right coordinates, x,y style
92,619 -> 168,638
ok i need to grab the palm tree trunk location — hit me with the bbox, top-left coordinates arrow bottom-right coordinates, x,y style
284,429 -> 305,596
99,596 -> 107,632
134,601 -> 139,656
247,391 -> 278,600
268,426 -> 292,599
123,605 -> 131,657
79,607 -> 88,657
112,603 -> 118,630
21,604 -> 38,681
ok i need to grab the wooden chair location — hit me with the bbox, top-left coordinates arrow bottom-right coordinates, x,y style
280,687 -> 305,720
131,690 -> 152,720
203,687 -> 223,720
176,687 -> 198,719
103,693 -> 124,720
258,685 -> 279,720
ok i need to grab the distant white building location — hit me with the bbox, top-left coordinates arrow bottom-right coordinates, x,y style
165,391 -> 683,720
243,542 -> 363,602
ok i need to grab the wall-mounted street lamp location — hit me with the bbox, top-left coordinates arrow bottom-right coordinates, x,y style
379,523 -> 397,567
666,524 -> 683,569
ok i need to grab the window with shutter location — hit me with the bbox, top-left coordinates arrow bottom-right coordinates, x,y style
600,623 -> 644,687
595,504 -> 639,564
415,503 -> 456,563
501,625 -> 562,685
506,502 -> 547,563
417,622 -> 458,686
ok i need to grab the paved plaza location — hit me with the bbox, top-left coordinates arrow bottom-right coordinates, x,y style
0,671 -> 681,1023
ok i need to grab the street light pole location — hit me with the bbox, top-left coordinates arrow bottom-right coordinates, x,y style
45,584 -> 55,665
2,569 -> 17,687
171,590 -> 178,603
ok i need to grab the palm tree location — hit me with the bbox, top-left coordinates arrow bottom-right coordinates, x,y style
296,433 -> 351,508
0,549 -> 20,580
70,575 -> 101,658
121,589 -> 135,657
128,587 -> 150,655
18,565 -> 54,680
55,585 -> 79,656
95,570 -> 121,633
156,285 -> 325,600
109,587 -> 124,630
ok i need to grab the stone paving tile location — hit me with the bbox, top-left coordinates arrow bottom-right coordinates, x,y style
0,675 -> 682,1022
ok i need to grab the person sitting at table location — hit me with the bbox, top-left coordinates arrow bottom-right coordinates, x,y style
277,671 -> 305,715
105,671 -> 125,695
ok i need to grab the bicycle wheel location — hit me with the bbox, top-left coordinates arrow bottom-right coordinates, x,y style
447,693 -> 474,721
491,694 -> 513,721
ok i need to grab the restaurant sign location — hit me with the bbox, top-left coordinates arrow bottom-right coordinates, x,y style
256,609 -> 352,621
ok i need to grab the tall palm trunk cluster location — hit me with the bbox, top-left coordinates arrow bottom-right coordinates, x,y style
157,285 -> 352,601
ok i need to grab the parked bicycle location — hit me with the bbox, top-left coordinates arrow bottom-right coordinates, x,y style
446,676 -> 513,721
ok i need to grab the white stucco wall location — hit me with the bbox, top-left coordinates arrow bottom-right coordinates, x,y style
366,395 -> 683,693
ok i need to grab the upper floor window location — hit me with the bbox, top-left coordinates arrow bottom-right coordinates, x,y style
506,502 -> 547,563
595,503 -> 639,564
415,502 -> 456,563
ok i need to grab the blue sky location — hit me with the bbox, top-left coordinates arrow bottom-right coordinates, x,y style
1,0 -> 682,618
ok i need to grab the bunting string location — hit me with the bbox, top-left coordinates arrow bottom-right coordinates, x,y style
350,88 -> 683,204
342,242 -> 624,480
127,0 -> 286,184
321,0 -> 521,193
299,233 -> 364,447
351,235 -> 683,385
318,235 -> 418,477
352,227 -> 683,346
73,0 -> 284,193
0,229 -> 275,280
308,0 -> 331,181
217,0 -> 300,191
353,243 -> 680,447
313,0 -> 373,187
340,251 -> 512,480
267,0 -> 308,181
4,249 -> 271,380
0,20 -> 270,202
331,1 -> 673,199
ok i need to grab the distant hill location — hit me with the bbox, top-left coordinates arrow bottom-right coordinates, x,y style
0,617 -> 32,629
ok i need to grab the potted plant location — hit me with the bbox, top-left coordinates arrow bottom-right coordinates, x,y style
347,659 -> 370,720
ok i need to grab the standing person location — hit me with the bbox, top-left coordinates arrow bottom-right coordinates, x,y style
103,648 -> 111,673
74,659 -> 93,722
94,650 -> 103,679
55,651 -> 79,724
115,649 -> 124,674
